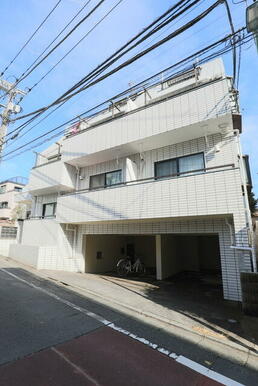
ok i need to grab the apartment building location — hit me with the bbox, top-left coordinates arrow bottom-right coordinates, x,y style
0,177 -> 28,220
9,58 -> 256,302
0,176 -> 29,255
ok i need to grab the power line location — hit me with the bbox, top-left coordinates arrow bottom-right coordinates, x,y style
0,0 -> 107,101
4,0 -> 197,138
0,0 -> 62,77
15,0 -> 93,84
2,28 -> 249,161
23,0 -> 125,96
10,0 -> 216,125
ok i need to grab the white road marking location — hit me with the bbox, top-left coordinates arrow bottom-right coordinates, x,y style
1,268 -> 244,386
52,347 -> 100,386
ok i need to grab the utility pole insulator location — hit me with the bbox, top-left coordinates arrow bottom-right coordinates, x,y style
0,79 -> 26,161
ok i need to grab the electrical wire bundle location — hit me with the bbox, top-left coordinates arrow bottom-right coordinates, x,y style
0,0 -> 250,163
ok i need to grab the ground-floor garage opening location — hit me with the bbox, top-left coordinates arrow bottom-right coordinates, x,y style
83,234 -> 156,275
83,233 -> 223,298
160,234 -> 223,298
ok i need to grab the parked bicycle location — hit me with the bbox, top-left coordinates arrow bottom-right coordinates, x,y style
116,256 -> 146,277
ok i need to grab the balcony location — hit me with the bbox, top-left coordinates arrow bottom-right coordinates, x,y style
0,208 -> 11,219
56,164 -> 241,224
61,77 -> 236,167
27,160 -> 76,195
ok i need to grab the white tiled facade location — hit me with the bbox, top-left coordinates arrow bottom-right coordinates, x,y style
9,59 -> 255,302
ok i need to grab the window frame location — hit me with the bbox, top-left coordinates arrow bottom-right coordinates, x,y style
0,185 -> 6,194
154,152 -> 205,179
42,202 -> 56,218
89,169 -> 123,190
0,201 -> 8,209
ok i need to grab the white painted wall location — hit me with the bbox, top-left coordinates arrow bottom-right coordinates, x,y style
0,238 -> 17,256
85,235 -> 127,273
9,244 -> 39,267
62,72 -> 232,165
27,161 -> 76,194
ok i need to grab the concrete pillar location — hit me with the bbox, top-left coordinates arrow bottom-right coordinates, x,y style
155,234 -> 162,280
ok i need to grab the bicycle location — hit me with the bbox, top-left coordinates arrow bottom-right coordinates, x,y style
116,256 -> 146,277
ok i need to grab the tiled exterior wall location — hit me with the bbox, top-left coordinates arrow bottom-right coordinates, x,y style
76,133 -> 237,190
62,78 -> 233,164
31,193 -> 58,217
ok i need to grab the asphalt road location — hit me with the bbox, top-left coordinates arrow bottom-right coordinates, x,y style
0,264 -> 257,385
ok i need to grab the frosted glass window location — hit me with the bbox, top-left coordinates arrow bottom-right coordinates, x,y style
105,170 -> 122,186
90,174 -> 105,189
179,154 -> 204,174
90,170 -> 122,190
155,153 -> 204,179
155,159 -> 177,178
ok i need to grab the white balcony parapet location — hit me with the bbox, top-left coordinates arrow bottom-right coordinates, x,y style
27,160 -> 76,195
61,75 -> 235,167
56,164 -> 239,224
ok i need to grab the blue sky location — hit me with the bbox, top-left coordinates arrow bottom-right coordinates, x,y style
0,0 -> 257,194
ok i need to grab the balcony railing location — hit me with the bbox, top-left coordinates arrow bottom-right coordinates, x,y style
61,163 -> 236,197
56,163 -> 240,224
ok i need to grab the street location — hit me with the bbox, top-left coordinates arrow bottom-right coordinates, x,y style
0,259 -> 257,385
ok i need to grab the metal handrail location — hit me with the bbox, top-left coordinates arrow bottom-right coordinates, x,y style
61,163 -> 236,197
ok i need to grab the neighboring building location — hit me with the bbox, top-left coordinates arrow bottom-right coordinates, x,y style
0,177 -> 28,221
0,176 -> 29,255
9,59 -> 256,302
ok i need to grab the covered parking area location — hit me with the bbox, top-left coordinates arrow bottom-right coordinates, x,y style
83,233 -> 223,296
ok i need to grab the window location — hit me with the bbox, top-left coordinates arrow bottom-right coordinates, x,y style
0,201 -> 8,209
1,226 -> 17,238
155,153 -> 204,179
105,170 -> 122,186
90,173 -> 105,190
155,159 -> 177,179
14,186 -> 22,192
42,202 -> 56,218
90,170 -> 122,190
0,185 -> 6,193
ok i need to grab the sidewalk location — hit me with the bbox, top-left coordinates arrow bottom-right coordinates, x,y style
1,255 -> 258,371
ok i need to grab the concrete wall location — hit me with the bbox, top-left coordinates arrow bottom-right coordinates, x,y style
160,235 -> 221,279
0,238 -> 17,256
85,235 -> 127,273
176,236 -> 200,272
21,219 -> 59,245
132,235 -> 156,268
9,244 -> 39,268
84,234 -> 156,273
199,235 -> 221,271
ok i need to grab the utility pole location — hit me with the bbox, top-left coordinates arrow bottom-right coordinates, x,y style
0,78 -> 26,161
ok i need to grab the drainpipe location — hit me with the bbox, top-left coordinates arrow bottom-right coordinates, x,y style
65,224 -> 76,258
225,219 -> 234,245
234,129 -> 256,272
75,166 -> 80,191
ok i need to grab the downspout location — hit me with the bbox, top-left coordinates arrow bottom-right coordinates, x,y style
234,129 -> 256,272
75,166 -> 80,191
65,224 -> 76,258
225,219 -> 234,245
